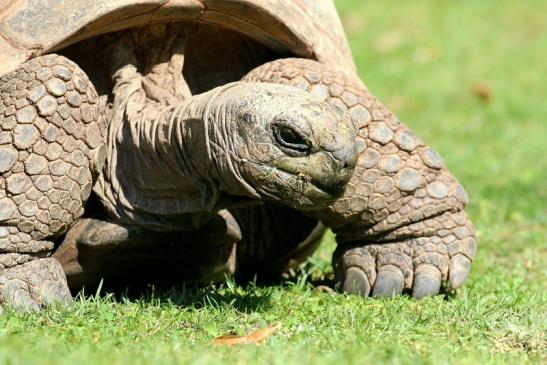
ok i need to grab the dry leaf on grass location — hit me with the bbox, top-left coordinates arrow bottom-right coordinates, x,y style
213,323 -> 281,346
471,82 -> 493,102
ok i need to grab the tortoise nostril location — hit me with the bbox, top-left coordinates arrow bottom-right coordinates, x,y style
332,146 -> 358,169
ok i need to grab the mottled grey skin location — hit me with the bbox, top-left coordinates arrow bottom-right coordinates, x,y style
0,21 -> 476,310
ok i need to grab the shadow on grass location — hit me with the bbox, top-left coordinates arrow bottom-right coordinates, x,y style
70,256 -> 340,313
72,256 -> 464,311
73,279 -> 274,313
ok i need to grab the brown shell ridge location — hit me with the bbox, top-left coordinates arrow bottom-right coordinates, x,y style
0,0 -> 355,78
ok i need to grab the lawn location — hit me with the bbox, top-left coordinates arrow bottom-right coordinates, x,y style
1,1 -> 545,364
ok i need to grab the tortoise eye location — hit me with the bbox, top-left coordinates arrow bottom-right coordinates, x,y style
274,125 -> 310,153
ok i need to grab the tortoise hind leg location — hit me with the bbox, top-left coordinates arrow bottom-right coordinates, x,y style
59,206 -> 322,289
55,211 -> 241,291
0,55 -> 105,310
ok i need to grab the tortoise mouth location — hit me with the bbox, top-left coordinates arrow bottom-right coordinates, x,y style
276,166 -> 347,199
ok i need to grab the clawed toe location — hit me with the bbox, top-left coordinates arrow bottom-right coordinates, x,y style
40,281 -> 73,306
448,254 -> 472,289
2,279 -> 40,312
335,239 -> 472,299
412,264 -> 441,299
372,265 -> 404,298
342,267 -> 371,296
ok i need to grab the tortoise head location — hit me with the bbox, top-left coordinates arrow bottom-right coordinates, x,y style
210,82 -> 357,209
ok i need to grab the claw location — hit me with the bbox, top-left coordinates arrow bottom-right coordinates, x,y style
40,281 -> 73,306
39,259 -> 72,306
449,254 -> 471,289
372,265 -> 404,298
412,264 -> 441,299
3,279 -> 40,311
342,267 -> 371,296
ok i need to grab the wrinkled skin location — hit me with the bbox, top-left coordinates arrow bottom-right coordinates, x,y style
94,55 -> 358,230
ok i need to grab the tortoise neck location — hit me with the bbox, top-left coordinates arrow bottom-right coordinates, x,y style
95,77 -> 258,229
135,85 -> 259,208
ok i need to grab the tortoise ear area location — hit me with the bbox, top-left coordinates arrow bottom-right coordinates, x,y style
241,112 -> 256,125
234,112 -> 259,139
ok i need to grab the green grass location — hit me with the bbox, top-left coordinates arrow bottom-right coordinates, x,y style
1,1 -> 546,364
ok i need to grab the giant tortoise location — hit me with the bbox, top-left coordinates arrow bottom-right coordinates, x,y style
0,0 -> 476,310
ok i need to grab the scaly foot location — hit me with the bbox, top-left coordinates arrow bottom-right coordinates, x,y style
333,211 -> 476,298
0,256 -> 72,311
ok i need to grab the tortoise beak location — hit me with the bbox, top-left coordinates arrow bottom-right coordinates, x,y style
316,146 -> 357,196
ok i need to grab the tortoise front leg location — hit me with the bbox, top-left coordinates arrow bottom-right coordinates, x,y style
55,211 -> 240,290
244,59 -> 476,298
0,55 -> 105,309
